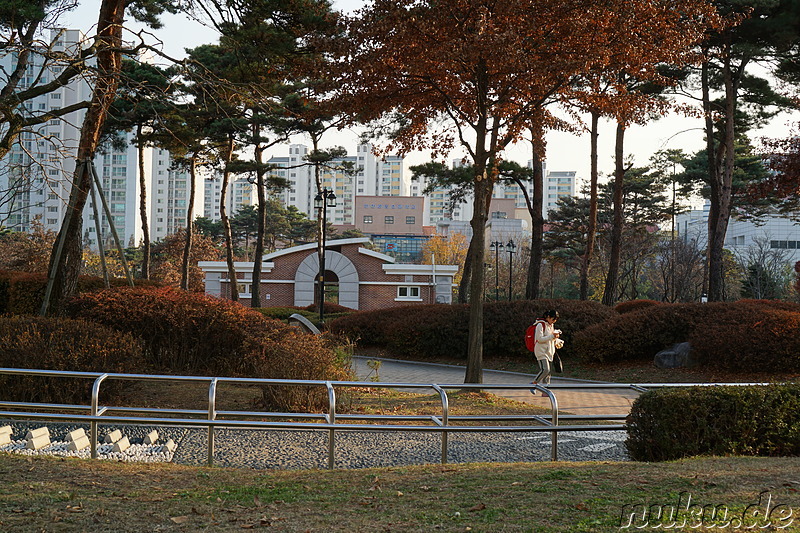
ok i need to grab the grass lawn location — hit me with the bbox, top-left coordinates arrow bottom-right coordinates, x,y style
0,454 -> 798,532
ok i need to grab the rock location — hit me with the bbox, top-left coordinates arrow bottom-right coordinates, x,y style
654,342 -> 697,369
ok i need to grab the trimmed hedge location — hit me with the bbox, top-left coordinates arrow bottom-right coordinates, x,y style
65,287 -> 351,410
0,271 -> 161,315
573,300 -> 800,366
328,299 -> 617,361
0,316 -> 144,404
626,385 -> 800,461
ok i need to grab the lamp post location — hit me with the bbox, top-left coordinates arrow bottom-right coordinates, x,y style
506,239 -> 516,301
314,188 -> 336,323
490,240 -> 504,301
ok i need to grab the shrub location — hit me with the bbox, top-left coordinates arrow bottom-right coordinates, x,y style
0,316 -> 144,404
626,385 -> 800,461
256,306 -> 310,321
614,299 -> 661,314
65,287 -> 351,410
573,300 -> 800,364
329,299 -> 617,361
690,308 -> 800,372
303,303 -> 353,313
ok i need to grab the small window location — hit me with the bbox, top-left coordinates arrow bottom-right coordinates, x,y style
406,216 -> 415,224
236,282 -> 252,296
363,215 -> 373,224
385,216 -> 394,224
397,286 -> 420,299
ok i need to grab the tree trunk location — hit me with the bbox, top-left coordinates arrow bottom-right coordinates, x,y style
580,110 -> 600,300
707,44 -> 737,302
41,0 -> 125,316
221,135 -> 238,302
458,234 -> 476,303
525,133 -> 544,300
251,122 -> 266,308
137,124 -> 150,279
601,121 -> 626,306
180,154 -> 197,291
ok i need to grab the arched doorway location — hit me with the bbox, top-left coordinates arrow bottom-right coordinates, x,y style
294,251 -> 359,309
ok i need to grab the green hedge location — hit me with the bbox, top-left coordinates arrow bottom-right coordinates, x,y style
329,299 -> 617,360
626,385 -> 800,461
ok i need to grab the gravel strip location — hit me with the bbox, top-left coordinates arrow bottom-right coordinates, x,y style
1,420 -> 629,469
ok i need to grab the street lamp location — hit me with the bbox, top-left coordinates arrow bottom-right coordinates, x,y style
490,240 -> 504,301
314,188 -> 337,323
506,239 -> 516,301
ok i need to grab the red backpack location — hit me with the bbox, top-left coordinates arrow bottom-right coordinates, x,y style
525,320 -> 546,352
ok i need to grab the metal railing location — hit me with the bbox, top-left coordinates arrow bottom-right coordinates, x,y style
0,368 -> 769,468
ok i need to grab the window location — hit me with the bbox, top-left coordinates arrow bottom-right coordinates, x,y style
406,216 -> 415,224
237,282 -> 252,296
491,211 -> 507,219
363,215 -> 373,224
397,286 -> 420,300
385,216 -> 394,224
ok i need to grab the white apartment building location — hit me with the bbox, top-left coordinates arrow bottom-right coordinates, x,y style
267,143 -> 406,225
677,202 -> 800,264
0,29 -> 206,250
203,173 -> 256,221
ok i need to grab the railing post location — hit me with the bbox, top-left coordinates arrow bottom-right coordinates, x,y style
90,374 -> 108,459
208,378 -> 218,467
326,382 -> 336,470
432,384 -> 449,464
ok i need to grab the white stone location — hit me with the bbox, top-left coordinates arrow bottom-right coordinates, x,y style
26,434 -> 50,450
0,432 -> 10,446
25,427 -> 49,440
143,430 -> 159,445
66,428 -> 86,442
112,436 -> 130,453
68,435 -> 90,452
104,429 -> 122,444
0,425 -> 11,436
161,439 -> 177,453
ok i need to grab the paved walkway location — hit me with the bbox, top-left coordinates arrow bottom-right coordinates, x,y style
352,356 -> 640,417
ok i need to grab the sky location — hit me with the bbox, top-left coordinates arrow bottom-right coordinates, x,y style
61,0 -> 800,196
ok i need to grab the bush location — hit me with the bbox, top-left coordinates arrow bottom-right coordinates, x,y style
329,299 -> 617,361
614,299 -> 661,314
303,303 -> 353,313
256,307 -> 311,321
0,316 -> 144,404
690,308 -> 800,372
573,300 -> 800,364
65,287 -> 351,410
0,271 -> 161,315
626,385 -> 800,461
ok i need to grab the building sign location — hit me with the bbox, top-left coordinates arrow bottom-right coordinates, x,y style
385,242 -> 397,252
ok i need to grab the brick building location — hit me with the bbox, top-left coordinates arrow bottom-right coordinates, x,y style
199,238 -> 458,310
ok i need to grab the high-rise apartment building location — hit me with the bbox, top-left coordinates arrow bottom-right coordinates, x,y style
267,143 -> 406,225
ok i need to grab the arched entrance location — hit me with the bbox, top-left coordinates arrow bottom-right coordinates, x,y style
294,251 -> 360,310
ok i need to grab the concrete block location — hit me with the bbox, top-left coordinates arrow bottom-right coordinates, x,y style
0,425 -> 11,436
112,436 -> 130,453
104,429 -> 122,444
25,427 -> 49,440
161,439 -> 177,453
68,435 -> 90,452
66,428 -> 86,442
0,432 -> 10,446
26,434 -> 50,450
143,430 -> 159,445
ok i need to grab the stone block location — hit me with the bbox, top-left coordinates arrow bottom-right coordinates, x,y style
0,425 -> 11,436
104,429 -> 122,444
654,342 -> 697,369
0,432 -> 10,446
68,435 -> 90,452
112,436 -> 130,453
66,428 -> 86,442
25,427 -> 49,440
143,430 -> 159,445
161,439 -> 177,453
26,434 -> 50,450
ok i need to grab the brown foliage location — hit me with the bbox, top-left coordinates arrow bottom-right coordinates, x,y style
65,287 -> 350,410
613,299 -> 662,314
0,220 -> 56,273
0,315 -> 144,404
150,229 -> 224,292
